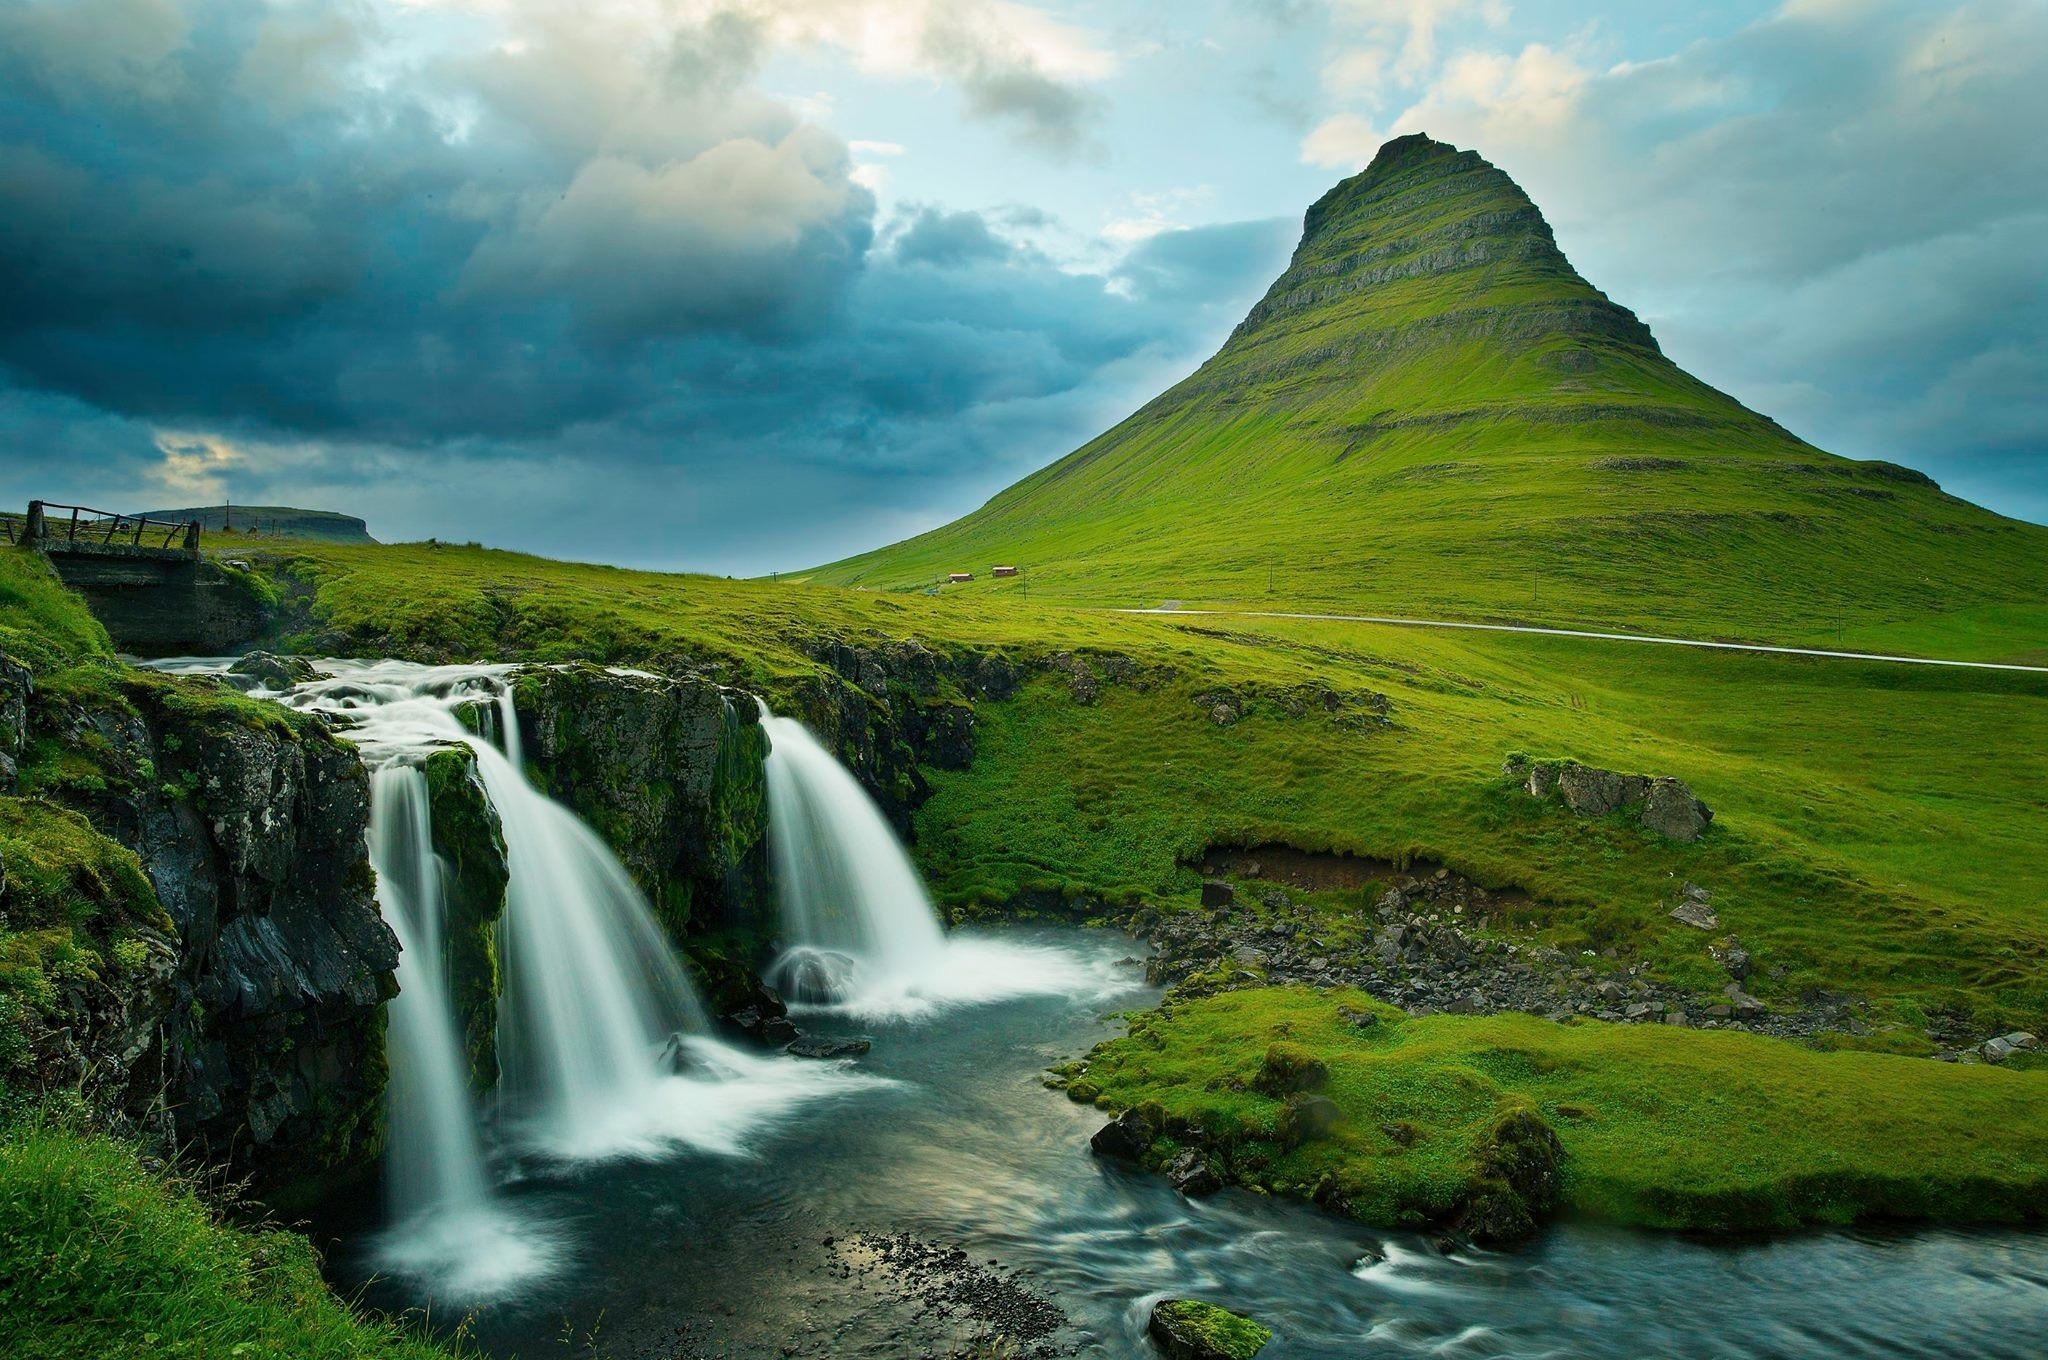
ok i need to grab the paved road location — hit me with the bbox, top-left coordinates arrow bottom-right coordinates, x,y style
1119,608 -> 2048,675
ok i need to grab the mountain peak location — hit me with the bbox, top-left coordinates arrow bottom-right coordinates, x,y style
1224,133 -> 1655,363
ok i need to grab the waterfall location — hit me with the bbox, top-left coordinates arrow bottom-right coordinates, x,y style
762,713 -> 948,1006
761,709 -> 1130,1019
471,735 -> 708,1154
150,657 -> 885,1291
368,765 -> 492,1223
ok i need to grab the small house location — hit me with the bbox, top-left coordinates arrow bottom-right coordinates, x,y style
991,565 -> 1019,577
947,572 -> 973,583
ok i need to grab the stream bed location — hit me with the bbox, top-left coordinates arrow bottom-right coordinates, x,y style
317,925 -> 2048,1359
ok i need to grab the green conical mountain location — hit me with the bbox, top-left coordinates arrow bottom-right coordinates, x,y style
812,134 -> 2048,648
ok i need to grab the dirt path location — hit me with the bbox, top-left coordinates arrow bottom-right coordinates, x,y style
1119,608 -> 2048,675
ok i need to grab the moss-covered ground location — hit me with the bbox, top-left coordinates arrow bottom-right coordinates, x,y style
1079,986 -> 2048,1235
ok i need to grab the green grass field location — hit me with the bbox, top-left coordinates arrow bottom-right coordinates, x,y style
0,1106 -> 456,1360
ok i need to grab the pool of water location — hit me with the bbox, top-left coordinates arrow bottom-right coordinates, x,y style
318,926 -> 2048,1359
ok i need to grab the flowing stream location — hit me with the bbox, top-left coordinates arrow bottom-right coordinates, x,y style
311,923 -> 2048,1360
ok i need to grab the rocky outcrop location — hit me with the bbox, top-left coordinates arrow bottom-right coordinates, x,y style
0,652 -> 31,789
1504,755 -> 1713,842
511,664 -> 770,940
24,669 -> 397,1186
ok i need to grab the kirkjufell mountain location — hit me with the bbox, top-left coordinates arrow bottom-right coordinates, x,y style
814,134 -> 2048,639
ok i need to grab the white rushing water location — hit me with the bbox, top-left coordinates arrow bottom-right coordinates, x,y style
761,711 -> 1114,1019
171,659 -> 881,1296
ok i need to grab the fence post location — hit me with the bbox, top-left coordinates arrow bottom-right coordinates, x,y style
24,501 -> 45,547
183,521 -> 201,557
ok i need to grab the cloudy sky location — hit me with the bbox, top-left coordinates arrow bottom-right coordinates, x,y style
1,0 -> 2041,572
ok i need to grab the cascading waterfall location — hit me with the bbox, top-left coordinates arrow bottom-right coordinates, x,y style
762,712 -> 948,1005
367,764 -> 492,1222
270,663 -> 719,1158
761,710 -> 1114,1018
471,736 -> 709,1154
154,658 -> 883,1291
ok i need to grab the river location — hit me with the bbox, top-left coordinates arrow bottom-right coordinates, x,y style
313,925 -> 2048,1360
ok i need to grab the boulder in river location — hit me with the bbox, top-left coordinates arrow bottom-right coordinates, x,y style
1091,1104 -> 1162,1162
1164,1147 -> 1221,1197
1148,1299 -> 1273,1360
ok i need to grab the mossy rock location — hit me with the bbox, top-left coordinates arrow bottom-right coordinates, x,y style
1148,1299 -> 1272,1360
1252,1041 -> 1328,1096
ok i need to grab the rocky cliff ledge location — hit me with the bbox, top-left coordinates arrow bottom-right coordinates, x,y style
13,665 -> 396,1187
512,664 -> 771,945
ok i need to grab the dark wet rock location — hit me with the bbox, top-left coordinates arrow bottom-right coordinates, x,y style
1201,880 -> 1236,909
421,746 -> 508,1094
786,1035 -> 872,1060
724,1003 -> 800,1047
228,651 -> 317,691
1148,1299 -> 1272,1360
511,664 -> 771,941
29,671 -> 398,1186
1091,1105 -> 1162,1162
1164,1147 -> 1222,1197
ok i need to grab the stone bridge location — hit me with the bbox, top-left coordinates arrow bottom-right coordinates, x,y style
10,501 -> 269,654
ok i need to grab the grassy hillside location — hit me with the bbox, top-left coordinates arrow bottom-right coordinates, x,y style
241,540 -> 2048,1030
810,135 -> 2048,651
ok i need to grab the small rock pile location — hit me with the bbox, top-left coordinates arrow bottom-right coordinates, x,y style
846,1232 -> 1070,1354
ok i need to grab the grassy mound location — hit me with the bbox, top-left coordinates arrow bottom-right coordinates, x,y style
0,1112 -> 454,1360
1078,987 -> 2048,1235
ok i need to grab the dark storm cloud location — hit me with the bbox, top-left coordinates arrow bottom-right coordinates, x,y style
0,0 -> 1295,568
891,206 -> 1013,269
